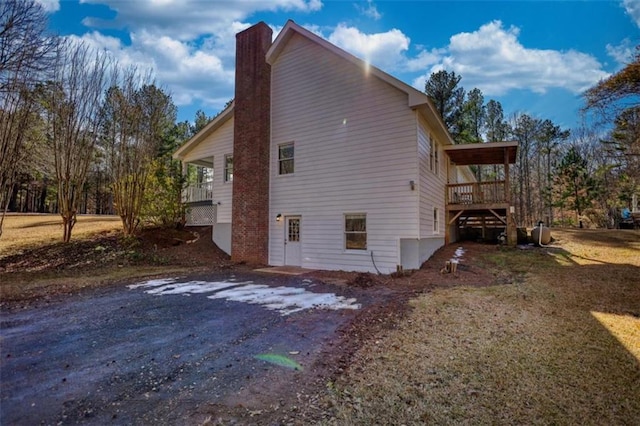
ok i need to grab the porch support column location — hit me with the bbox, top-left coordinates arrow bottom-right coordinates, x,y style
505,149 -> 517,246
482,215 -> 486,240
445,157 -> 452,244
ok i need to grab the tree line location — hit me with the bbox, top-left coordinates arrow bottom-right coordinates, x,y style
0,0 -> 213,241
424,61 -> 639,228
2,0 -> 637,242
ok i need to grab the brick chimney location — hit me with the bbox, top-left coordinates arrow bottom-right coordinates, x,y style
231,22 -> 272,264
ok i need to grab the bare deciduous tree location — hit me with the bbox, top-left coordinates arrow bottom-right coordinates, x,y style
0,0 -> 57,238
41,41 -> 111,242
584,48 -> 640,123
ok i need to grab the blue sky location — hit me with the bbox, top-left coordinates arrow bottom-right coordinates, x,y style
41,0 -> 639,131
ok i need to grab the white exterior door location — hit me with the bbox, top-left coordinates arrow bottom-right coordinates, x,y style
284,216 -> 301,266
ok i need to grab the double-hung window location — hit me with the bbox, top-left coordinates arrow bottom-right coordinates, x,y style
224,154 -> 233,182
345,214 -> 367,250
278,142 -> 294,175
430,135 -> 438,175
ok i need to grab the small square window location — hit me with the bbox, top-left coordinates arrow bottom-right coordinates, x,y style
345,214 -> 366,250
224,154 -> 233,182
279,142 -> 294,175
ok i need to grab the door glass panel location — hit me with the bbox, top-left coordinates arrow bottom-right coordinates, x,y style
288,218 -> 300,242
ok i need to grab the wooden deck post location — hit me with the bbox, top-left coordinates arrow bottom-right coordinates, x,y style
504,149 -> 517,246
482,215 -> 486,240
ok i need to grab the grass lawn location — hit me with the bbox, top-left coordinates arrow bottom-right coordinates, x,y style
0,213 -> 121,255
328,229 -> 640,424
0,214 -> 226,303
2,215 -> 639,423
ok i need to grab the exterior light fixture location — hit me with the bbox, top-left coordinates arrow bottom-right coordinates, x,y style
410,180 -> 415,191
276,214 -> 282,222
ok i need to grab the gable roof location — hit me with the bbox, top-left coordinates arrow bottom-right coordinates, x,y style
266,20 -> 453,145
173,100 -> 235,161
174,20 -> 457,162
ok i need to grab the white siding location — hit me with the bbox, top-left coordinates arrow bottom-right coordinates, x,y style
418,116 -> 447,238
409,115 -> 447,267
269,33 -> 419,273
458,165 -> 476,183
181,117 -> 234,224
448,158 -> 459,184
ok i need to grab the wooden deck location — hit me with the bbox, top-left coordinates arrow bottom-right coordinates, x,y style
446,181 -> 509,211
443,141 -> 518,246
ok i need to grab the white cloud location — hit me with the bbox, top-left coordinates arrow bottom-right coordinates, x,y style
75,0 -> 324,111
607,38 -> 635,65
324,21 -> 608,96
73,1 -> 609,116
70,30 -> 234,108
328,24 -> 409,71
405,48 -> 444,72
411,21 -> 609,96
623,0 -> 640,27
356,0 -> 382,20
80,0 -> 322,40
34,0 -> 60,13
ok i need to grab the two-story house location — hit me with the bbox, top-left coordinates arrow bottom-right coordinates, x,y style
174,20 -> 517,274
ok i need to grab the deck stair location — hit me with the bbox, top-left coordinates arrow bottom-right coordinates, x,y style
455,210 -> 507,241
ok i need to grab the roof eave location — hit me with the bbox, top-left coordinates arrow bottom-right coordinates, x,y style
173,101 -> 235,160
443,141 -> 519,165
266,21 -> 453,145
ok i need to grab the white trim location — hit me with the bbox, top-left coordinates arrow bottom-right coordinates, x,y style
344,213 -> 367,251
224,153 -> 233,183
278,141 -> 295,175
173,102 -> 235,160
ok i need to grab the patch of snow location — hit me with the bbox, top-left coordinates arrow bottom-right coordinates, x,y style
128,278 -> 360,315
127,278 -> 178,289
146,281 -> 250,295
206,284 -> 359,315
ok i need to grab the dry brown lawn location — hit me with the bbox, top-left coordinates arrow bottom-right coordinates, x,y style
3,216 -> 639,424
0,213 -> 121,255
0,214 -> 229,303
328,229 -> 640,425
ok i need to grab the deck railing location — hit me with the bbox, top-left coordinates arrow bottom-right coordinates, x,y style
447,180 -> 506,205
183,181 -> 213,203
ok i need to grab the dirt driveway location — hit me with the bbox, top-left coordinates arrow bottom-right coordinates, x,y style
1,270 -> 400,425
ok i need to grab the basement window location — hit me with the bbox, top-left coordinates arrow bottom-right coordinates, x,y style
224,154 -> 233,182
345,213 -> 367,250
278,142 -> 294,175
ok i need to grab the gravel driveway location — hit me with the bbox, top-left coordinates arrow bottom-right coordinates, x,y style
1,271 -> 391,425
